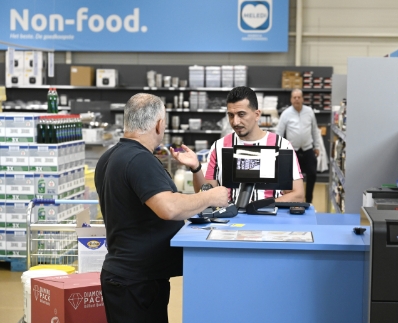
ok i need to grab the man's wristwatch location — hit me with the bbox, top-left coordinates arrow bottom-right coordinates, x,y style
190,162 -> 202,174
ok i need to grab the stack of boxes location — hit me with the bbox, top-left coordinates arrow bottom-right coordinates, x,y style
303,93 -> 332,111
233,65 -> 248,87
205,66 -> 221,87
5,50 -> 47,87
189,65 -> 248,88
302,71 -> 332,90
302,71 -> 314,89
0,112 -> 85,259
281,71 -> 303,89
189,92 -> 208,110
221,66 -> 234,87
189,66 -> 205,88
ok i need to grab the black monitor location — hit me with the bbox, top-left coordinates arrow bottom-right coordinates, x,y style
222,146 -> 293,211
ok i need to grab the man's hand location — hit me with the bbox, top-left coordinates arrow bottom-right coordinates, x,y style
170,144 -> 199,169
314,149 -> 320,157
203,186 -> 229,207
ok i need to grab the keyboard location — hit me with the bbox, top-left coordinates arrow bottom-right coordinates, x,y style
274,202 -> 311,208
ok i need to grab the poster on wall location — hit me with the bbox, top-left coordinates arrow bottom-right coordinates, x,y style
0,0 -> 289,52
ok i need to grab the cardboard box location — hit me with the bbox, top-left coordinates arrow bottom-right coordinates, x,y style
70,66 -> 95,86
31,272 -> 107,323
96,69 -> 118,87
76,224 -> 107,273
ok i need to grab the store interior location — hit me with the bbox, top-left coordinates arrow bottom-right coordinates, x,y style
1,0 -> 398,322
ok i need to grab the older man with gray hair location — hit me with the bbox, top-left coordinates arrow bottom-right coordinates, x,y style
276,88 -> 321,203
95,93 -> 228,323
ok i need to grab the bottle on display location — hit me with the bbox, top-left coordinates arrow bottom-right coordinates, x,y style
47,88 -> 53,113
47,87 -> 59,113
53,87 -> 59,113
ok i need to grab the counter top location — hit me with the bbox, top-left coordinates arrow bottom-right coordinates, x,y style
171,207 -> 370,251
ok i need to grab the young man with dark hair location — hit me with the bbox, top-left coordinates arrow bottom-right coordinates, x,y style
171,86 -> 305,202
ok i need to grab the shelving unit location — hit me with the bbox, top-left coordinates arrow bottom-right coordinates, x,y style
1,63 -> 333,151
328,58 -> 398,214
329,121 -> 346,212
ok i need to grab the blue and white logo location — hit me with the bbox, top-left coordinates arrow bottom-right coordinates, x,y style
238,0 -> 272,33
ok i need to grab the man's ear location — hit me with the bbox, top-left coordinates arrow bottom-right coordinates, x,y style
155,119 -> 162,134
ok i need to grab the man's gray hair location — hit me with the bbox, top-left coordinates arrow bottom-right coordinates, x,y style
124,93 -> 165,134
291,88 -> 303,97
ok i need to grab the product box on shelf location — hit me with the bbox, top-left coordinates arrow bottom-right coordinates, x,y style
24,51 -> 47,70
5,50 -> 24,88
34,171 -> 69,195
198,92 -> 208,110
0,116 -> 5,142
189,65 -> 205,88
70,66 -> 95,86
5,229 -> 26,256
281,71 -> 303,89
0,173 -> 5,200
221,65 -> 234,87
23,68 -> 47,86
34,193 -> 84,223
0,230 -> 5,255
0,144 -> 30,172
0,142 -> 83,173
31,272 -> 107,323
234,65 -> 247,87
5,71 -> 24,88
205,66 -> 221,88
0,203 -> 5,228
23,50 -> 47,86
5,172 -> 34,196
6,50 -> 24,71
5,202 -> 29,228
4,114 -> 40,143
96,69 -> 118,87
189,91 -> 199,111
29,143 -> 67,172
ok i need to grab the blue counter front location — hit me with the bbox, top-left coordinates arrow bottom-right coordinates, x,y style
171,207 -> 370,323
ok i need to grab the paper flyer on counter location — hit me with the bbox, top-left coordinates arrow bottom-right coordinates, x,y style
207,230 -> 313,243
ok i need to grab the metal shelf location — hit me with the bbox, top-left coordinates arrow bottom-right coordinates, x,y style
330,158 -> 345,189
329,186 -> 342,213
5,85 -> 332,93
331,124 -> 346,141
3,105 -> 70,111
165,129 -> 222,134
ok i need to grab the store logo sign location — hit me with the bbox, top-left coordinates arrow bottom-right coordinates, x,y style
238,0 -> 272,33
10,8 -> 147,33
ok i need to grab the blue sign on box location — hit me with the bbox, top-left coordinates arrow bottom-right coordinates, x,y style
0,0 -> 289,52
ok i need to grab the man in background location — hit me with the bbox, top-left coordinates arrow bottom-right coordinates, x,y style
276,89 -> 321,203
95,93 -> 228,323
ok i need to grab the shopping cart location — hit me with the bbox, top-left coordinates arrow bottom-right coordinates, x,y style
26,198 -> 102,271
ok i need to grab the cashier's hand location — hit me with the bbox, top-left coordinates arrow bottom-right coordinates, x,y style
204,186 -> 230,207
170,144 -> 199,169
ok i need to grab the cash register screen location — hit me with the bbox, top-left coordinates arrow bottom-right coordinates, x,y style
222,146 -> 293,191
233,145 -> 279,183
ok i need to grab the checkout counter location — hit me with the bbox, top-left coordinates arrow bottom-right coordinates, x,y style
171,206 -> 370,323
